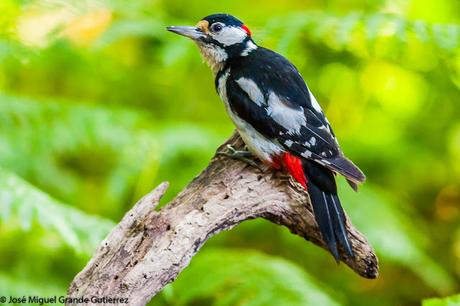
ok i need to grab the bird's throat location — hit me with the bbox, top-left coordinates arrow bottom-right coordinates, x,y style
197,40 -> 258,75
197,43 -> 228,75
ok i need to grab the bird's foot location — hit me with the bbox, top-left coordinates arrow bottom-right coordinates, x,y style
217,145 -> 263,171
220,144 -> 253,158
256,163 -> 271,173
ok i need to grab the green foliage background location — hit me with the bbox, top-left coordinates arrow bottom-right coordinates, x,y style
0,0 -> 459,305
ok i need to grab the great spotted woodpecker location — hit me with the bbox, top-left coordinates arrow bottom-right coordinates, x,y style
167,14 -> 365,261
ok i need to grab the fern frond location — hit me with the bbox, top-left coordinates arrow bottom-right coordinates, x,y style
157,248 -> 342,306
340,182 -> 456,294
0,93 -> 223,215
0,167 -> 114,254
0,272 -> 65,297
264,12 -> 460,55
0,93 -> 160,215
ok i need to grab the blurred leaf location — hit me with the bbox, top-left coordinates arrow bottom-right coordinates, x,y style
341,181 -> 456,293
0,272 -> 65,297
160,248 -> 342,306
0,93 -> 160,217
0,167 -> 114,254
423,294 -> 460,306
265,12 -> 460,59
94,19 -> 165,49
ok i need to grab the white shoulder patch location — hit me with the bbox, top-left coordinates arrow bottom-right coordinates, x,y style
266,92 -> 306,134
241,41 -> 258,56
236,77 -> 265,106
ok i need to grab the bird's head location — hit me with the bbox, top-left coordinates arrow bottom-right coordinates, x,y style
167,14 -> 257,73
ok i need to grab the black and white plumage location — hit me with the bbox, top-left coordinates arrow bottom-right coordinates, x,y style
167,14 -> 365,261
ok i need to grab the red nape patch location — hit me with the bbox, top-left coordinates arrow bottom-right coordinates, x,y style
241,24 -> 252,36
282,153 -> 308,189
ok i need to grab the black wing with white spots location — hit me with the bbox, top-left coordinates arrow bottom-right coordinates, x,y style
219,47 -> 365,184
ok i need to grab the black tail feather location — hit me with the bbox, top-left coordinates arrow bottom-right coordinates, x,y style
302,159 -> 354,261
329,193 -> 353,258
307,182 -> 340,260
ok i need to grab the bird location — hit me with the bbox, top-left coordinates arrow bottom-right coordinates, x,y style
167,14 -> 365,261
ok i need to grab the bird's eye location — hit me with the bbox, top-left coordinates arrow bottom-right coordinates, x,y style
211,23 -> 223,32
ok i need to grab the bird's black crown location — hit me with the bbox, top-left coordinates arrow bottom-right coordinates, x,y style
202,14 -> 244,27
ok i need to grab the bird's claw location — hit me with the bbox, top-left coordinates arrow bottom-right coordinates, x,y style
217,145 -> 264,171
222,144 -> 253,157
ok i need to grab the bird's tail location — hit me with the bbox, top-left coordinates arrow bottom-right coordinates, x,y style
281,153 -> 353,261
302,159 -> 353,261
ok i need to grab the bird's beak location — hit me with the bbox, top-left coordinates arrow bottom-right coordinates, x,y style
166,26 -> 205,40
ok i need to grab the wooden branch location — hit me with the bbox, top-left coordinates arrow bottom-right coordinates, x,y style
66,133 -> 378,306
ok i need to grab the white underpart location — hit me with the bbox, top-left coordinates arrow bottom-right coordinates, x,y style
266,92 -> 307,134
241,40 -> 258,56
218,69 -> 283,163
213,26 -> 247,46
309,90 -> 323,113
197,43 -> 228,75
236,77 -> 265,106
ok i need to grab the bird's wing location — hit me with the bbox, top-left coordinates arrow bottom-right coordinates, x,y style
223,49 -> 365,183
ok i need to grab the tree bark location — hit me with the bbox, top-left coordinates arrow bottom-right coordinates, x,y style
66,133 -> 378,306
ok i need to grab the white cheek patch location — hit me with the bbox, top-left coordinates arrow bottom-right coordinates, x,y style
213,26 -> 247,46
266,92 -> 307,134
